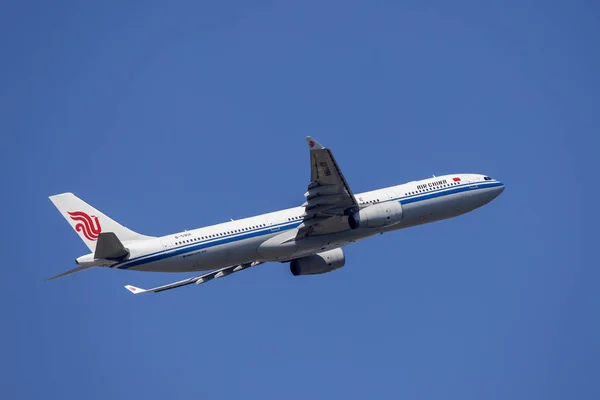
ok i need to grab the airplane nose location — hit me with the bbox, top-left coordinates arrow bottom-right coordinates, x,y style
479,182 -> 504,206
494,182 -> 505,197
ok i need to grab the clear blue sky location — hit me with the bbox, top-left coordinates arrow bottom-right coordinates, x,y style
1,1 -> 598,398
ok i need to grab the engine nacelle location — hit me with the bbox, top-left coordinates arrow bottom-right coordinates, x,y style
290,248 -> 345,276
348,201 -> 403,229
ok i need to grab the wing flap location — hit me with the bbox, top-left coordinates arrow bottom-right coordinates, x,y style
298,137 -> 357,237
307,137 -> 357,208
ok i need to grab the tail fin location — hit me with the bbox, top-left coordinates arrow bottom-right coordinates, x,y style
49,193 -> 154,252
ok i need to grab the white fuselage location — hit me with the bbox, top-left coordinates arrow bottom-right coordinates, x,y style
99,173 -> 504,273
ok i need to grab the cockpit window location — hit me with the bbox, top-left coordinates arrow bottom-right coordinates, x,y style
484,176 -> 492,181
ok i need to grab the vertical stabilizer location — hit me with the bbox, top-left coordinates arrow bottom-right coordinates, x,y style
49,193 -> 154,251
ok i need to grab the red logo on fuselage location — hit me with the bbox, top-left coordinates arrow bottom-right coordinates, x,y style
68,211 -> 102,241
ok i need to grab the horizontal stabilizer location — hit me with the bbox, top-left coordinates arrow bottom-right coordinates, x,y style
94,232 -> 129,261
47,265 -> 93,281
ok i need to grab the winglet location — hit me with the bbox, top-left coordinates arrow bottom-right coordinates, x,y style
306,136 -> 325,150
124,285 -> 148,295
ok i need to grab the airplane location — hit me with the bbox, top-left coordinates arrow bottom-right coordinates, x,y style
48,137 -> 504,294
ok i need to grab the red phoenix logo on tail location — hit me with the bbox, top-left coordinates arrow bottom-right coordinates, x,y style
68,211 -> 102,241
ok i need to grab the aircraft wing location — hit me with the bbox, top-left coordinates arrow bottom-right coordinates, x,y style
297,137 -> 358,237
124,261 -> 262,294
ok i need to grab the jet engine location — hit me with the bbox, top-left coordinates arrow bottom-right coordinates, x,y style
348,201 -> 403,229
290,248 -> 345,276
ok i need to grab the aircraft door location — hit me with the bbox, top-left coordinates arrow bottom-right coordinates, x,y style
386,188 -> 399,200
266,215 -> 281,232
160,237 -> 174,250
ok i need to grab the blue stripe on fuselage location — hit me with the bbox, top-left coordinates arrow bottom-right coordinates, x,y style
115,220 -> 301,270
114,181 -> 503,270
400,181 -> 503,204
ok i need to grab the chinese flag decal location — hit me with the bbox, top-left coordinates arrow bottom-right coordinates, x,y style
452,177 -> 461,182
